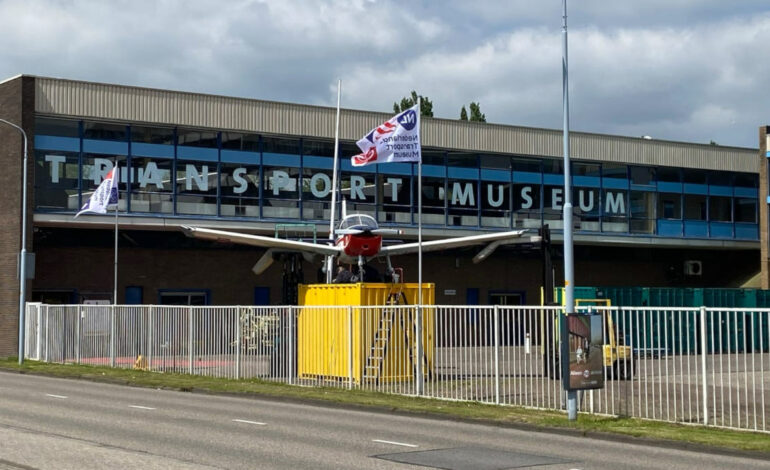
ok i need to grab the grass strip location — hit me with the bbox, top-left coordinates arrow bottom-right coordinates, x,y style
1,358 -> 768,455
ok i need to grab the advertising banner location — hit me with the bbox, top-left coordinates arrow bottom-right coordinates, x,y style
567,314 -> 605,390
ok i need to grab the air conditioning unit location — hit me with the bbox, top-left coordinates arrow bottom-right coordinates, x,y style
684,260 -> 702,276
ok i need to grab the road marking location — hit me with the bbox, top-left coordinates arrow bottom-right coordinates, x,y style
129,405 -> 156,410
45,394 -> 67,399
232,419 -> 266,426
372,439 -> 418,448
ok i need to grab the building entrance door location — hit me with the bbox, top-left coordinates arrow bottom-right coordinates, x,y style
488,292 -> 525,305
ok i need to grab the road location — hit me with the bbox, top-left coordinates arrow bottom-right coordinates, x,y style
0,372 -> 766,470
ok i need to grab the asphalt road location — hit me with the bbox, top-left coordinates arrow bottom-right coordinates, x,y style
0,372 -> 767,470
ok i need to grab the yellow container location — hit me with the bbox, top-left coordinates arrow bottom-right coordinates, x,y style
297,283 -> 434,384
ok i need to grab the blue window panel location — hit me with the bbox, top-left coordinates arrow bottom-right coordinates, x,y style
423,164 -> 446,178
178,146 -> 218,161
221,149 -> 259,164
709,185 -> 732,196
709,222 -> 733,238
373,162 -> 411,175
767,195 -> 770,204
657,219 -> 683,237
83,139 -> 128,154
573,176 -> 600,187
513,171 -> 541,184
340,159 -> 376,173
683,183 -> 708,195
602,178 -> 628,189
630,184 -> 655,192
766,150 -> 770,157
684,220 -> 708,237
303,155 -> 333,169
734,187 -> 757,198
481,169 -> 511,182
448,167 -> 479,179
35,135 -> 80,152
735,223 -> 759,240
657,181 -> 683,193
543,173 -> 563,185
263,152 -> 300,166
131,142 -> 174,158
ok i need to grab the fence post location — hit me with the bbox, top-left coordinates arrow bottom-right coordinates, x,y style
348,306 -> 354,390
147,305 -> 153,370
235,307 -> 241,380
700,306 -> 708,426
288,306 -> 294,385
44,305 -> 49,362
76,305 -> 82,364
110,305 -> 115,368
494,305 -> 500,405
188,306 -> 194,375
415,305 -> 424,396
36,305 -> 42,361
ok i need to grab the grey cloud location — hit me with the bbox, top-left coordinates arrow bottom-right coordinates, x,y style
0,0 -> 767,147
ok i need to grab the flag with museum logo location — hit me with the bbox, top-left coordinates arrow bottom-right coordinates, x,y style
351,104 -> 421,167
75,166 -> 119,217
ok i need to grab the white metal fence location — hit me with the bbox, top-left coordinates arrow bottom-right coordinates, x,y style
24,303 -> 770,433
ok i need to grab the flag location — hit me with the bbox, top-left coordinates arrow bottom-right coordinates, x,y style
351,104 -> 421,167
75,166 -> 119,217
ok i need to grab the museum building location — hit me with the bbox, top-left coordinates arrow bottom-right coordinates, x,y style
0,75 -> 765,355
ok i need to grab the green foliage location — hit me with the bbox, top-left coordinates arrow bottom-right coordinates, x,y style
460,106 -> 468,121
469,102 -> 486,122
393,90 -> 433,117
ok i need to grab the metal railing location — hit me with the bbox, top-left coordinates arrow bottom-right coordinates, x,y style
24,303 -> 769,433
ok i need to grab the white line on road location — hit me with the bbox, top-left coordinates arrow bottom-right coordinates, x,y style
232,419 -> 266,426
129,405 -> 156,410
372,439 -> 418,448
45,394 -> 67,399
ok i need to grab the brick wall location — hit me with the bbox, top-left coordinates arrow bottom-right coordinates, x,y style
0,76 -> 34,357
759,126 -> 770,289
30,230 -> 759,307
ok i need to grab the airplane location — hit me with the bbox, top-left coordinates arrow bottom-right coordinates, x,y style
180,206 -> 540,282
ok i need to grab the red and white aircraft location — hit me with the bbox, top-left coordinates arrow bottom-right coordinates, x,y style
181,212 -> 538,279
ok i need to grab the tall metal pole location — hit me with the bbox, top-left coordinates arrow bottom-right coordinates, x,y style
1,118 -> 29,365
416,97 -> 424,395
561,0 -> 577,421
114,162 -> 119,305
327,80 -> 342,283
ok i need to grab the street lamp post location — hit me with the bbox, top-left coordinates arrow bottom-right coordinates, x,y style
0,118 -> 29,365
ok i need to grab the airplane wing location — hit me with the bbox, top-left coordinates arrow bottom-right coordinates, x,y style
180,226 -> 342,257
379,230 -> 534,257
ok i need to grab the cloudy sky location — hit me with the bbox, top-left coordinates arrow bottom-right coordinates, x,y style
1,0 -> 768,148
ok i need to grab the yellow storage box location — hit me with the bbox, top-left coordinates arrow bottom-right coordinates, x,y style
297,283 -> 434,384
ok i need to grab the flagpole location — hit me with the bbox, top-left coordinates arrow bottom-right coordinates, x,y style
113,163 -> 119,305
416,97 -> 424,395
327,79 -> 342,283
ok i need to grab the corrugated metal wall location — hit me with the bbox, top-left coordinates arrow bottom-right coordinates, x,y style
34,76 -> 758,172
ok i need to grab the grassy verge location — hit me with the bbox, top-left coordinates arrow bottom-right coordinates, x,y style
1,358 -> 768,454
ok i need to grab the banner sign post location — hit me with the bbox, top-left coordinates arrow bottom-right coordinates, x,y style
566,313 -> 605,390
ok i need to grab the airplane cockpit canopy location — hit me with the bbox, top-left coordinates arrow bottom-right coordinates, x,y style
338,214 -> 378,231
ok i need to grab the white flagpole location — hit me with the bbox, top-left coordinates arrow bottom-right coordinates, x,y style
327,79 -> 342,283
113,163 -> 119,305
416,97 -> 423,395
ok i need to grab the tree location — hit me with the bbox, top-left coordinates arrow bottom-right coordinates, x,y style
469,102 -> 486,122
393,91 -> 433,117
460,106 -> 468,121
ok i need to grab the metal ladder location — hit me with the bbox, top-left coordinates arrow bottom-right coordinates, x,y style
362,288 -> 405,383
